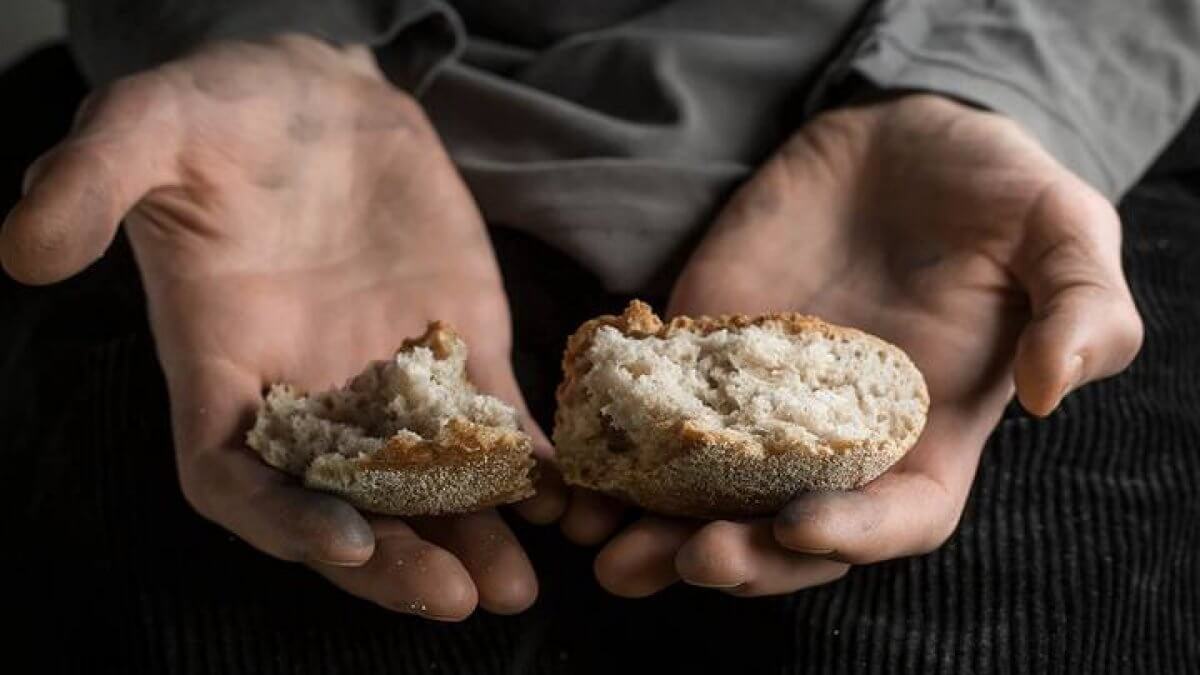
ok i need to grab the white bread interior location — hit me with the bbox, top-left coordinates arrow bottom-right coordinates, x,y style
554,301 -> 928,517
247,323 -> 535,515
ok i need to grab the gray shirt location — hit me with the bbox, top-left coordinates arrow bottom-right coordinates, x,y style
66,1 -> 1200,293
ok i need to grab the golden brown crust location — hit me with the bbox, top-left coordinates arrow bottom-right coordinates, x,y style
400,320 -> 458,360
553,300 -> 930,518
362,417 -> 528,468
309,420 -> 537,516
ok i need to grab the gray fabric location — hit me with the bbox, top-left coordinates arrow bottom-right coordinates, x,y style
65,0 -> 460,91
838,0 -> 1200,199
425,1 -> 870,292
64,0 -> 1200,293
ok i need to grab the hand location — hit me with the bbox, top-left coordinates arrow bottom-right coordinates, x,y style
1,35 -> 565,619
584,93 -> 1142,597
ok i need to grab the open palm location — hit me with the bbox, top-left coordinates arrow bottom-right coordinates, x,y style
2,36 -> 555,619
586,94 -> 1143,597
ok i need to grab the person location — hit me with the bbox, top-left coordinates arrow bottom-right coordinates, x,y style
1,0 -> 1197,623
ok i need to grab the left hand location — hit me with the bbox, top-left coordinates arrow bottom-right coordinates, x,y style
0,36 -> 561,618
577,93 -> 1143,597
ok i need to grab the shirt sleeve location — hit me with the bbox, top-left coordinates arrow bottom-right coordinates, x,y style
809,0 -> 1200,199
64,0 -> 464,92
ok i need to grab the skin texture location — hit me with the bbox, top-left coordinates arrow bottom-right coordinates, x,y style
0,35 -> 567,620
569,93 -> 1143,598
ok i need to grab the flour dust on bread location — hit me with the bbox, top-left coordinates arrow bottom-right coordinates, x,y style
247,323 -> 535,516
553,301 -> 929,518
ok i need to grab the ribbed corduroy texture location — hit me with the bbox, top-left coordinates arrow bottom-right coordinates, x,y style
3,46 -> 1199,674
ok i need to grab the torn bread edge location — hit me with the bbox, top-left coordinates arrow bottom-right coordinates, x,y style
247,323 -> 536,516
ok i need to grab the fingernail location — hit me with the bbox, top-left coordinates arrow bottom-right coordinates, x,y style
685,580 -> 744,589
310,557 -> 367,567
790,547 -> 836,556
414,609 -> 464,622
778,491 -> 839,525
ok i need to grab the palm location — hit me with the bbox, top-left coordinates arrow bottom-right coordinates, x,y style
124,74 -> 512,410
673,98 -> 1058,463
3,37 -> 545,618
588,95 -> 1140,598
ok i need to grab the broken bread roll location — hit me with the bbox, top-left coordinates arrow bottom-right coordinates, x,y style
553,301 -> 929,518
247,323 -> 535,516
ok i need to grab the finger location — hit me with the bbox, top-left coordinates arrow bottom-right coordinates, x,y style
467,354 -> 568,524
512,463 -> 569,525
410,510 -> 538,615
560,488 -> 627,546
1,73 -> 180,284
1012,180 -> 1143,416
594,517 -> 700,598
675,520 -> 850,596
184,444 -> 377,566
774,416 -> 984,564
774,472 -> 963,565
313,519 -> 478,620
172,360 -> 375,567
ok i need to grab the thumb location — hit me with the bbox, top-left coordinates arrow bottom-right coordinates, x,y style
1,74 -> 179,284
467,351 -> 568,525
1012,180 -> 1143,416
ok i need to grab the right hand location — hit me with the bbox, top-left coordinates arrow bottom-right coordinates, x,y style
581,93 -> 1143,598
1,35 -> 565,620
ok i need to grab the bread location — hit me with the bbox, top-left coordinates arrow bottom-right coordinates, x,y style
246,323 -> 536,516
553,301 -> 929,518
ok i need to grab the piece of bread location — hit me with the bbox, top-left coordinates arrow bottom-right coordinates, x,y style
553,301 -> 929,518
246,323 -> 535,516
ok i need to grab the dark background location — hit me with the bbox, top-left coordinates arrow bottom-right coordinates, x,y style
2,44 -> 1199,674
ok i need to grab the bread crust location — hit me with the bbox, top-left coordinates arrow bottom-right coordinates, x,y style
553,300 -> 929,518
250,322 -> 535,516
307,415 -> 536,516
